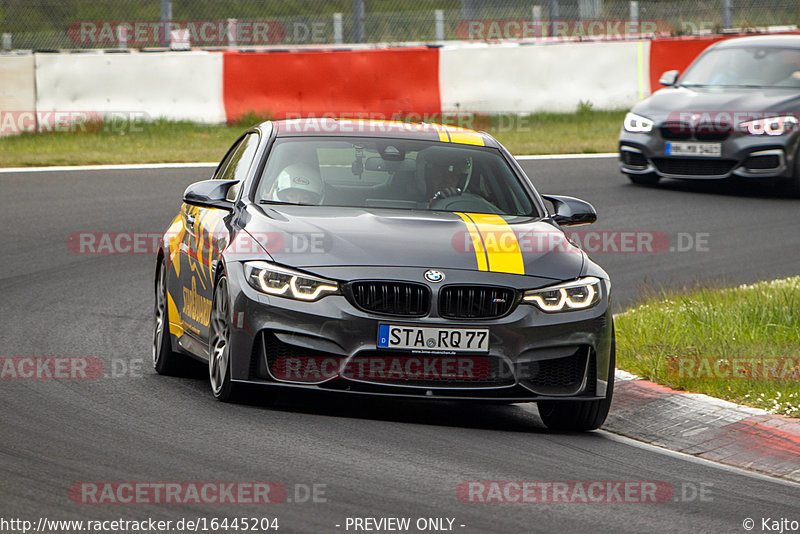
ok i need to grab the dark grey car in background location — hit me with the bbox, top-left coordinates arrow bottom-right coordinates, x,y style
619,35 -> 800,193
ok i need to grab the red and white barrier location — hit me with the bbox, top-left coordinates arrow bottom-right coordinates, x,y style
222,47 -> 441,121
0,55 -> 36,136
2,33 -> 791,133
34,51 -> 225,123
439,41 -> 648,113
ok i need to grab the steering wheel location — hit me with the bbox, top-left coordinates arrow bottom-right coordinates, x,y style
430,187 -> 462,202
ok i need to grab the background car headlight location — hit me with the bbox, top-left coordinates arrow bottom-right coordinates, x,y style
245,261 -> 338,301
523,277 -> 602,313
739,115 -> 799,136
623,112 -> 654,133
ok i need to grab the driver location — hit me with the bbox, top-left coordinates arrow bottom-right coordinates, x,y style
270,163 -> 324,205
426,153 -> 470,202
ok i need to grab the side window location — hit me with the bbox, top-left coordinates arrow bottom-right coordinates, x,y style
215,133 -> 260,201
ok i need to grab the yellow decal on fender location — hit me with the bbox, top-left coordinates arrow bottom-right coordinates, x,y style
459,213 -> 525,275
167,292 -> 184,338
182,276 -> 212,327
167,214 -> 184,278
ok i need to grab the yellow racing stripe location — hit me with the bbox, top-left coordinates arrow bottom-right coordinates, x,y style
456,212 -> 488,272
445,127 -> 485,146
432,123 -> 451,143
465,213 -> 525,275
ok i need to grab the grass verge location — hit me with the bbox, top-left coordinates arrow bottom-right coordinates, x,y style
0,110 -> 626,167
616,277 -> 800,417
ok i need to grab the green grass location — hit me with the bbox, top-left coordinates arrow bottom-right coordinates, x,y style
616,277 -> 800,417
0,110 -> 625,167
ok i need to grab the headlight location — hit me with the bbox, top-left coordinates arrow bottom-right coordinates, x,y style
623,112 -> 654,133
739,115 -> 799,136
522,277 -> 602,313
244,261 -> 338,301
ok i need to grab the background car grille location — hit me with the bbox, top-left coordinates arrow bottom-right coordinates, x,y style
438,285 -> 516,319
652,158 -> 737,176
349,281 -> 430,316
659,124 -> 692,140
660,123 -> 730,141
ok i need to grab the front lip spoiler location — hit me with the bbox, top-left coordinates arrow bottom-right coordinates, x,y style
231,378 -> 605,402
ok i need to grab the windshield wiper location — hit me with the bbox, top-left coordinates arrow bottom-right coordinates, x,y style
259,200 -> 301,206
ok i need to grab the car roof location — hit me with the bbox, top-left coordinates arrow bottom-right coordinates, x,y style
711,34 -> 800,50
262,118 -> 501,148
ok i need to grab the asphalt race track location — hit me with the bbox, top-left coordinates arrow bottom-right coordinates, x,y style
1,158 -> 798,533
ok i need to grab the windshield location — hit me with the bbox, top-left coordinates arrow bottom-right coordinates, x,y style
680,46 -> 800,88
254,137 -> 539,217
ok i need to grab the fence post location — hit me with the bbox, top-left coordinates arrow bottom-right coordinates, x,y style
629,1 -> 639,36
2,33 -> 10,51
333,13 -> 343,44
722,0 -> 733,31
547,0 -> 559,21
532,6 -> 542,38
117,26 -> 128,49
227,19 -> 237,49
435,10 -> 445,42
160,0 -> 172,47
353,0 -> 365,43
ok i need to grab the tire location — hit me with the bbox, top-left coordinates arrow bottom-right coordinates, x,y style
153,260 -> 184,375
782,148 -> 800,197
626,172 -> 660,186
538,332 -> 616,432
208,274 -> 241,402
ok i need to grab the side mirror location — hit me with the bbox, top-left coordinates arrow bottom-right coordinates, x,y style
542,195 -> 597,226
659,70 -> 679,86
183,179 -> 238,211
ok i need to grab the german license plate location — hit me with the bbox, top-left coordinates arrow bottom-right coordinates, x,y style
378,325 -> 489,352
665,142 -> 721,157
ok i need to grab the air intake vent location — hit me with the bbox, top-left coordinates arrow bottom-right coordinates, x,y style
652,158 -> 736,177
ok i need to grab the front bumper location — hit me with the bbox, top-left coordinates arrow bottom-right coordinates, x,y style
224,262 -> 614,402
619,127 -> 800,181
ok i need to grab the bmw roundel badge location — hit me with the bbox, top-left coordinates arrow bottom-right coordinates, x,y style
424,270 -> 445,283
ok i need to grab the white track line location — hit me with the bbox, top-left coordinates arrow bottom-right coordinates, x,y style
0,162 -> 218,173
0,153 -> 619,173
515,153 -> 618,160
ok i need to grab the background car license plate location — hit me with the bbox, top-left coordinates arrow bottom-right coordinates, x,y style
665,142 -> 721,157
378,325 -> 489,352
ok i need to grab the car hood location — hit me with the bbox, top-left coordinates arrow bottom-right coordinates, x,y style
238,205 -> 585,281
633,86 -> 800,120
